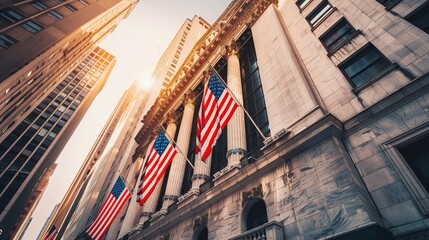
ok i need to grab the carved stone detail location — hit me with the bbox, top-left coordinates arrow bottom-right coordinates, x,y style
135,0 -> 277,146
242,184 -> 263,206
183,91 -> 196,105
226,41 -> 239,57
132,145 -> 144,161
193,213 -> 209,230
160,233 -> 170,240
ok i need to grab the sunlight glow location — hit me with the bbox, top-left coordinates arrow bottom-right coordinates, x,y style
137,76 -> 154,91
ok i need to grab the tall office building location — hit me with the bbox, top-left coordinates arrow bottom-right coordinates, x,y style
0,0 -> 138,238
14,164 -> 57,240
116,0 -> 428,239
152,15 -> 210,90
145,16 -> 210,115
54,16 -> 212,240
0,46 -> 116,239
61,83 -> 149,240
41,82 -> 148,239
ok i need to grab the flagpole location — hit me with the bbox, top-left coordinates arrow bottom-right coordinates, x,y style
208,64 -> 268,141
118,175 -> 133,193
159,126 -> 195,169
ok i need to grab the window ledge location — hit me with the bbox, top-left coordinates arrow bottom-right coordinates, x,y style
310,7 -> 337,31
327,29 -> 362,57
352,62 -> 399,94
385,0 -> 402,10
298,0 -> 313,13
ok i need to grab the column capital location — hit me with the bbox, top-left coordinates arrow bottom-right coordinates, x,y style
183,91 -> 196,106
140,211 -> 152,218
166,111 -> 178,125
132,145 -> 145,162
201,70 -> 212,84
226,41 -> 239,57
192,174 -> 210,181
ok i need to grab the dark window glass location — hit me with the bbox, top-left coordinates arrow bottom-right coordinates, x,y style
239,30 -> 270,159
21,20 -> 43,33
31,1 -> 48,11
246,200 -> 268,231
398,135 -> 429,193
65,4 -> 78,12
320,19 -> 357,53
296,0 -> 312,10
79,0 -> 89,6
196,227 -> 208,240
405,3 -> 429,34
339,44 -> 391,88
0,33 -> 18,48
48,10 -> 63,20
377,0 -> 401,8
306,0 -> 334,28
0,8 -> 23,23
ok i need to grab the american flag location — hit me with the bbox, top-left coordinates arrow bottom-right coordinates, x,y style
86,177 -> 131,240
196,72 -> 238,161
43,225 -> 57,240
137,131 -> 177,205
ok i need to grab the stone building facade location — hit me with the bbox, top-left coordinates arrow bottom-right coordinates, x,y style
119,0 -> 429,239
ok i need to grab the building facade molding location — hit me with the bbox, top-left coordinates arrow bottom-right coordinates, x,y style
135,0 -> 277,146
131,114 -> 349,239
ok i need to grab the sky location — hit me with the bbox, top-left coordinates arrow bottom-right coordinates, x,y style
22,0 -> 232,239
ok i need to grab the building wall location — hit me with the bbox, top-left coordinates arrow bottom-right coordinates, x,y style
62,85 -> 148,240
117,0 -> 429,239
0,47 -> 115,239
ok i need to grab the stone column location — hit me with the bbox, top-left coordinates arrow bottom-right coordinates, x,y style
118,145 -> 145,238
191,72 -> 212,193
161,92 -> 196,211
139,114 -> 178,224
226,42 -> 247,166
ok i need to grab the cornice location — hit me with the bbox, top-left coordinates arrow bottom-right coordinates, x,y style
135,0 -> 278,146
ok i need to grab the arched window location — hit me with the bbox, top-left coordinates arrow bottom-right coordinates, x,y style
192,226 -> 208,240
242,198 -> 268,231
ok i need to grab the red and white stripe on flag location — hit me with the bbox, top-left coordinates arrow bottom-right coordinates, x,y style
195,72 -> 238,161
137,130 -> 177,206
43,225 -> 57,240
86,177 -> 131,240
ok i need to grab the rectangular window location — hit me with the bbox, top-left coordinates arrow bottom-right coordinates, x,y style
383,124 -> 429,214
31,1 -> 48,11
48,10 -> 63,20
306,0 -> 334,28
65,4 -> 78,12
398,135 -> 429,193
376,0 -> 401,9
21,20 -> 43,33
79,0 -> 89,6
320,19 -> 359,54
0,33 -> 17,48
405,2 -> 429,34
296,0 -> 312,10
339,44 -> 391,89
0,8 -> 24,23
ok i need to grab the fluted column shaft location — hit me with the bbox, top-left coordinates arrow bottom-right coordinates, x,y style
226,42 -> 247,165
118,151 -> 144,238
161,93 -> 195,210
139,119 -> 177,224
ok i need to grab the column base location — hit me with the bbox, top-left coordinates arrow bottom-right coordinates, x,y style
177,189 -> 199,208
150,209 -> 167,223
128,223 -> 143,239
213,163 -> 241,186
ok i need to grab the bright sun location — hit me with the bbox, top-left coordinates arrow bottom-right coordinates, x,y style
136,76 -> 154,91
